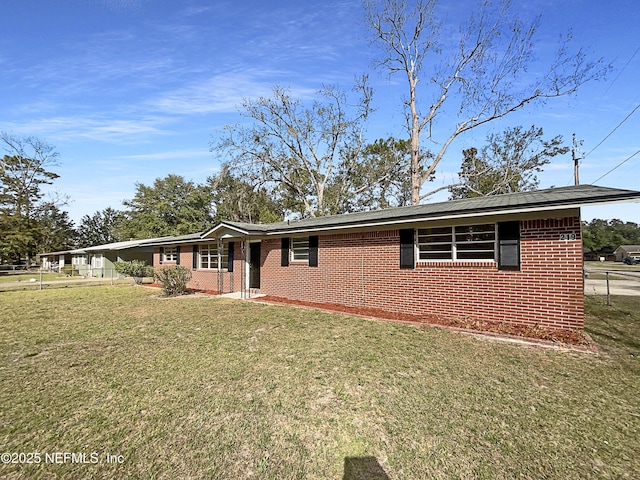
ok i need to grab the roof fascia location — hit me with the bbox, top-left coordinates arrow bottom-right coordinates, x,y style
202,223 -> 251,238
143,238 -> 209,247
264,194 -> 640,236
265,204 -> 589,235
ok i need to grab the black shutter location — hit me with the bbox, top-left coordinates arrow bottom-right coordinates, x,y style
176,246 -> 181,265
498,221 -> 520,270
281,238 -> 290,267
192,245 -> 198,270
309,235 -> 319,267
159,247 -> 164,265
399,229 -> 415,269
228,242 -> 234,272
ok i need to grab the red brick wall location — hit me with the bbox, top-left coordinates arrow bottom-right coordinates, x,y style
153,242 -> 245,294
259,216 -> 584,331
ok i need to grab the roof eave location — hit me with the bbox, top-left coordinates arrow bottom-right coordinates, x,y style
265,204 -> 585,235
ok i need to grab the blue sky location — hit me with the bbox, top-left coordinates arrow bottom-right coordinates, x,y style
1,0 -> 639,225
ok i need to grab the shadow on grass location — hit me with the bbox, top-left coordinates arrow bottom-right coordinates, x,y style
343,456 -> 390,480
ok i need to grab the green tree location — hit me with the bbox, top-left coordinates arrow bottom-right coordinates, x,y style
76,207 -> 124,247
118,174 -> 214,239
207,166 -> 283,224
0,133 -> 61,265
363,0 -> 609,204
582,219 -> 640,252
337,137 -> 416,210
449,126 -> 568,199
33,202 -> 76,255
216,79 -> 380,218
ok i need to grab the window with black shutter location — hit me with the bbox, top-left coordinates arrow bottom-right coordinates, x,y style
159,247 -> 164,264
281,238 -> 290,267
228,242 -> 234,272
192,245 -> 198,270
400,229 -> 415,269
176,246 -> 181,265
309,236 -> 318,267
498,221 -> 520,270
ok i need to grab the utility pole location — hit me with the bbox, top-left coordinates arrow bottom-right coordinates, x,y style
572,134 -> 583,185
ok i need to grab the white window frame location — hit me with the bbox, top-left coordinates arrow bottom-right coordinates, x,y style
417,224 -> 497,262
199,243 -> 228,270
91,254 -> 103,269
72,255 -> 87,266
163,247 -> 178,262
291,237 -> 309,262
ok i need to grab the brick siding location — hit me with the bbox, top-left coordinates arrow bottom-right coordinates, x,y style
153,241 -> 245,294
259,216 -> 584,331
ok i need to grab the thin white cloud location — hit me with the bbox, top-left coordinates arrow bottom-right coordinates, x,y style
4,115 -> 170,144
148,71 -> 316,115
117,149 -> 211,161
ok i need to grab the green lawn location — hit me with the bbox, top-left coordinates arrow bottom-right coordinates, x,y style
585,261 -> 640,272
1,287 -> 639,479
0,272 -> 61,283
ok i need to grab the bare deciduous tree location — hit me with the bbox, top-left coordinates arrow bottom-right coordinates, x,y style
363,0 -> 609,204
215,78 -> 376,218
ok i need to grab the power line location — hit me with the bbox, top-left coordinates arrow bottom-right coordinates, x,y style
599,44 -> 640,100
592,148 -> 640,184
583,103 -> 640,159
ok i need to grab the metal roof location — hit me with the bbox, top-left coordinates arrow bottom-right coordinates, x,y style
140,232 -> 205,246
40,235 -> 177,256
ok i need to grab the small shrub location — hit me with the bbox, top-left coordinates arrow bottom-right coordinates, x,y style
114,260 -> 154,284
154,265 -> 192,296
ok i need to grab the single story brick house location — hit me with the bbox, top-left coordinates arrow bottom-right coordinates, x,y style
146,185 -> 640,332
614,245 -> 640,262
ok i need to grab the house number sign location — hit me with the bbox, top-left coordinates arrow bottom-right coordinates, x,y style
559,233 -> 577,241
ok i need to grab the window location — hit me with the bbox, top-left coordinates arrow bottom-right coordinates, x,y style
72,255 -> 87,265
199,243 -> 229,270
454,224 -> 496,260
417,224 -> 496,261
418,226 -> 452,260
292,237 -> 309,262
91,254 -> 103,269
164,247 -> 178,262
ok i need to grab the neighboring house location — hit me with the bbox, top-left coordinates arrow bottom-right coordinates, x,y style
147,185 -> 640,332
39,251 -> 73,271
614,245 -> 640,262
39,238 -> 166,277
584,246 -> 616,262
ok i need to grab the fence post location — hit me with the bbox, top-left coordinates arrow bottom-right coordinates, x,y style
606,271 -> 611,306
39,268 -> 43,291
111,268 -> 114,286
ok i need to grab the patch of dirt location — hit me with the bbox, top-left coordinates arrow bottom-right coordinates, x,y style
256,296 -> 593,348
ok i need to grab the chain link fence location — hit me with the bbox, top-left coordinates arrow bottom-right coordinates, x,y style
0,268 -> 154,292
584,265 -> 640,304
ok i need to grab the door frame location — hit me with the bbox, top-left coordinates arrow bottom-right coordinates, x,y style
248,241 -> 261,290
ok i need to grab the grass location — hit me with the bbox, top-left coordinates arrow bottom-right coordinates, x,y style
584,261 -> 640,272
0,272 -> 61,283
0,287 -> 639,479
